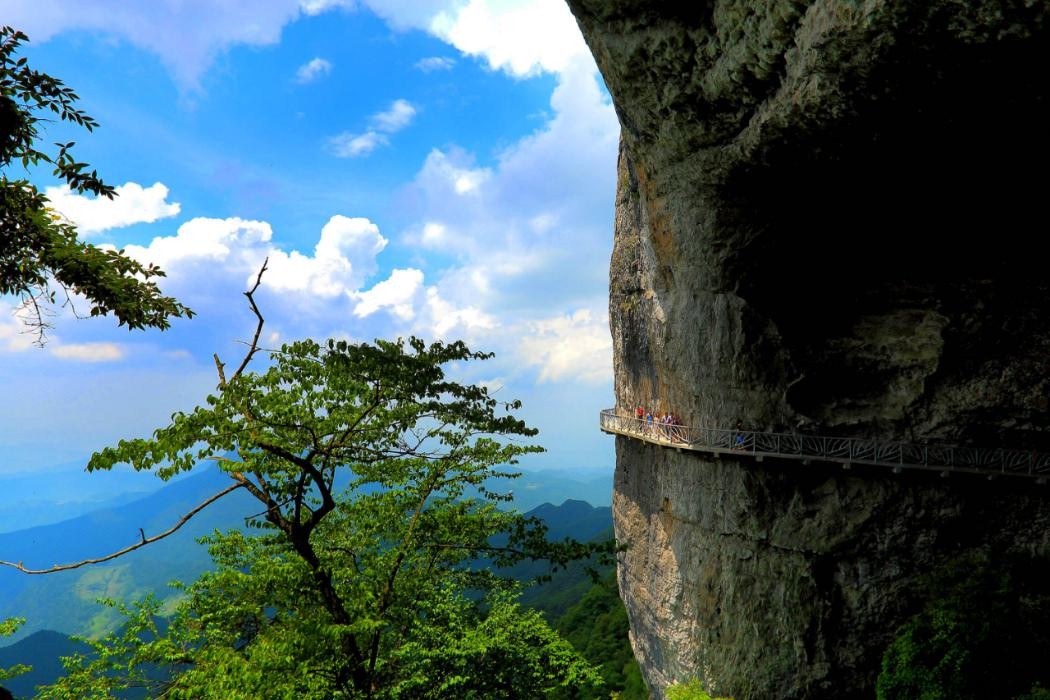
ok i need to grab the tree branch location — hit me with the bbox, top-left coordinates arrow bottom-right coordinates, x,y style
230,258 -> 268,383
0,482 -> 245,575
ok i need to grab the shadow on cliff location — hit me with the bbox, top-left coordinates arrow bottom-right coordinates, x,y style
729,31 -> 1050,447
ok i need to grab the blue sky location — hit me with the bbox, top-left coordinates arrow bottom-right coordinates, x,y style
0,0 -> 619,478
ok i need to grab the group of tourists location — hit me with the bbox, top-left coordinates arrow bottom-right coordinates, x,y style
633,405 -> 687,443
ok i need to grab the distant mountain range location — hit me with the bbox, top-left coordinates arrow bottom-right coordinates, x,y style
0,472 -> 614,699
0,463 -> 178,534
0,465 -> 612,644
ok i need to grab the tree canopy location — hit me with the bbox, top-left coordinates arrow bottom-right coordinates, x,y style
22,279 -> 613,698
0,26 -> 191,342
0,617 -> 27,697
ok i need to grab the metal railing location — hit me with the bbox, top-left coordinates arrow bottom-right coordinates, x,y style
599,409 -> 1050,481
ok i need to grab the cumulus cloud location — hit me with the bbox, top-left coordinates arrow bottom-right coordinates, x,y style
45,182 -> 181,235
299,0 -> 352,15
267,216 -> 388,296
418,150 -> 491,196
424,287 -> 496,338
3,1 -> 593,90
122,216 -> 273,271
0,308 -> 35,353
352,268 -> 424,320
122,214 -> 387,300
330,131 -> 388,158
3,0 -> 305,90
399,59 -> 617,318
363,0 -> 594,78
371,99 -> 417,132
295,56 -> 332,83
50,342 -> 125,362
428,0 -> 592,77
414,56 -> 456,72
519,309 -> 610,385
329,99 -> 417,158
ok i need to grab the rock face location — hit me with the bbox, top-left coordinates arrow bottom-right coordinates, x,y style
566,1 -> 1050,697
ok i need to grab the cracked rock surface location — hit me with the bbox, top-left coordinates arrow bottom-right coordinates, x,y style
567,1 -> 1050,696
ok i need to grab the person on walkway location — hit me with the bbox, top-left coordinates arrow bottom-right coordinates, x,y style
646,409 -> 654,435
733,420 -> 745,450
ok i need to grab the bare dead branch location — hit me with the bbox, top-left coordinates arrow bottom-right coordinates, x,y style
0,482 -> 246,575
213,352 -> 227,387
230,257 -> 268,383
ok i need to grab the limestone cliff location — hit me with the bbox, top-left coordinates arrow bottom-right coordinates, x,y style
565,1 -> 1050,697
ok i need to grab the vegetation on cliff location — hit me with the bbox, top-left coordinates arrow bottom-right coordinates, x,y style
550,571 -> 646,699
878,552 -> 1050,700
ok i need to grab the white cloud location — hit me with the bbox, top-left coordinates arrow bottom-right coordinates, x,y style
424,287 -> 496,338
295,56 -> 332,83
330,131 -> 388,158
299,0 -> 352,15
420,222 -> 448,247
371,99 -> 417,132
415,56 -> 456,72
122,217 -> 273,270
357,0 -> 458,30
329,99 -> 416,159
3,0 -> 305,90
0,308 -> 35,353
4,0 -> 592,91
417,149 -> 491,197
519,309 -> 610,385
120,214 -> 389,306
362,0 -> 593,78
352,268 -> 424,320
267,215 -> 387,296
428,0 -> 592,77
50,342 -> 126,362
399,59 -> 617,319
45,182 -> 180,235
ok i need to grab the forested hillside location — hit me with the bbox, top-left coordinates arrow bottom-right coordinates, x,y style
1,499 -> 643,699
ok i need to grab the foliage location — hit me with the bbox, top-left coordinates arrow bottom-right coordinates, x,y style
550,570 -> 646,700
664,679 -> 732,700
876,552 -> 1050,700
0,26 -> 191,341
0,617 -> 29,689
35,598 -> 167,700
36,335 -> 614,698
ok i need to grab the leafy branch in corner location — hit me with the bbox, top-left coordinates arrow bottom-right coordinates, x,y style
0,25 -> 192,343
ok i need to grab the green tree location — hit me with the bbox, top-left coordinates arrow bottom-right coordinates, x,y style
0,617 -> 28,698
0,26 -> 191,342
877,552 -> 1050,700
664,680 -> 732,700
551,571 -> 646,699
25,277 -> 612,698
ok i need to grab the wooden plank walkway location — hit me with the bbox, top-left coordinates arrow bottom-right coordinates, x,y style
599,409 -> 1050,482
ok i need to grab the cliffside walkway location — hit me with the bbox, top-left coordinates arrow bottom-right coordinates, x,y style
599,409 -> 1050,482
